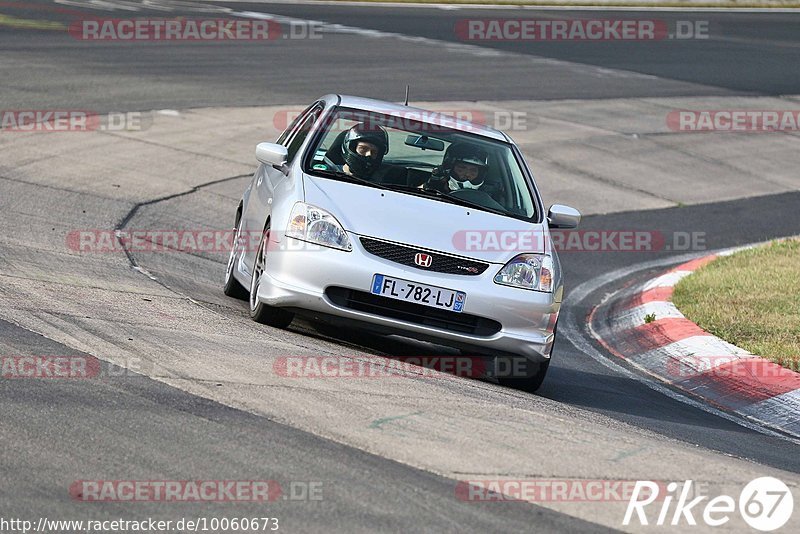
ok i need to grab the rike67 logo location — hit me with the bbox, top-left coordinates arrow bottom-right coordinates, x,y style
624,478 -> 794,531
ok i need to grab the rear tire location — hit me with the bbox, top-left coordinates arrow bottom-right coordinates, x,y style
249,224 -> 294,328
223,209 -> 249,300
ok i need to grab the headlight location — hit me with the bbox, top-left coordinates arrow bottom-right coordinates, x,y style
494,254 -> 554,292
286,202 -> 352,251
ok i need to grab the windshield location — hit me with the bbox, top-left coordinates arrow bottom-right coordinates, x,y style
303,107 -> 539,220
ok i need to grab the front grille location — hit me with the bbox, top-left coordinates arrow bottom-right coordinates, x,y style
359,237 -> 489,276
325,287 -> 502,336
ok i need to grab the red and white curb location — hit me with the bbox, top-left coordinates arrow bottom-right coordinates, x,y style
589,249 -> 800,439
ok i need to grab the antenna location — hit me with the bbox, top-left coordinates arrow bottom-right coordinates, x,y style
403,85 -> 410,106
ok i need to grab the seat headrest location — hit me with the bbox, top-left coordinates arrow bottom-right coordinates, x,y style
324,130 -> 348,166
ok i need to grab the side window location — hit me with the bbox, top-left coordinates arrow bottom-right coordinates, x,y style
285,105 -> 323,163
276,104 -> 315,145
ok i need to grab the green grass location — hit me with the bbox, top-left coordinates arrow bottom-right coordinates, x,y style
672,239 -> 800,371
0,14 -> 66,31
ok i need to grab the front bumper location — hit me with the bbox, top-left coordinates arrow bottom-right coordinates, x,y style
255,234 -> 560,362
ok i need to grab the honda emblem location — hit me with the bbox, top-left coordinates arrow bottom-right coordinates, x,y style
414,253 -> 432,268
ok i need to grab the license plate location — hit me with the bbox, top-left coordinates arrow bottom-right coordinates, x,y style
371,274 -> 465,313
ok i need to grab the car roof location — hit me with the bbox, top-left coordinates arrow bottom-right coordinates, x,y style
322,94 -> 511,143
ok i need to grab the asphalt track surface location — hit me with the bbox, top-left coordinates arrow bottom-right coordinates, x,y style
2,1 -> 800,532
1,1 -> 799,110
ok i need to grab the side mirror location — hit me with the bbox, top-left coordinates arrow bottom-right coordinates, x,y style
255,142 -> 289,172
548,204 -> 581,229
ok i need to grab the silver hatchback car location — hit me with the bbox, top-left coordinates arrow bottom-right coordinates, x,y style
224,95 -> 580,391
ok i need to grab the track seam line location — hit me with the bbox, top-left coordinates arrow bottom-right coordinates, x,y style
97,129 -> 254,167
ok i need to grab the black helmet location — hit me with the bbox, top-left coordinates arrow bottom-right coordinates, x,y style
341,123 -> 388,178
442,142 -> 489,181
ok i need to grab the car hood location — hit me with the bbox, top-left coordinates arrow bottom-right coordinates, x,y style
303,173 -> 548,264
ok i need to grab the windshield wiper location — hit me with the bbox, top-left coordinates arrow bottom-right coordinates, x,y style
309,168 -> 391,190
387,184 -> 508,216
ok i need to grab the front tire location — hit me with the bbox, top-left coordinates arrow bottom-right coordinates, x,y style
496,322 -> 557,392
223,209 -> 249,300
496,358 -> 550,392
249,224 -> 294,328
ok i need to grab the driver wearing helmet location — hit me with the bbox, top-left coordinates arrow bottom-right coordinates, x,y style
426,142 -> 492,193
316,122 -> 389,180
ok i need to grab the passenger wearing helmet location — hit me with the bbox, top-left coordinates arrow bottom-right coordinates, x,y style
315,122 -> 389,180
426,142 -> 492,193
343,123 -> 388,178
